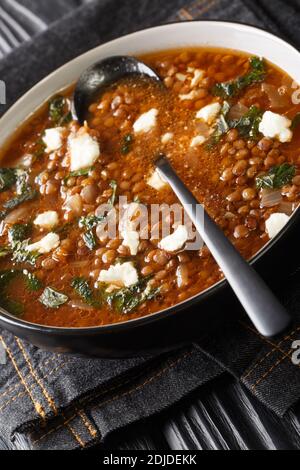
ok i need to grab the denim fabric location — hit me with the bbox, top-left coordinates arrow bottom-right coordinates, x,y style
0,0 -> 300,450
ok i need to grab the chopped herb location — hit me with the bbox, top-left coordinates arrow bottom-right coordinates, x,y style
8,223 -> 32,244
108,180 -> 118,206
229,106 -> 263,140
0,246 -> 10,258
55,221 -> 74,235
256,163 -> 296,189
11,240 -> 39,266
206,101 -> 230,148
0,169 -> 17,192
71,277 -> 93,303
64,167 -> 93,184
82,230 -> 97,251
291,113 -> 300,130
39,287 -> 69,309
207,104 -> 263,149
107,277 -> 161,314
3,189 -> 37,211
34,140 -> 46,159
71,277 -> 102,308
0,270 -> 24,317
79,214 -> 105,230
59,111 -> 72,126
212,56 -> 266,99
121,134 -> 134,154
49,95 -> 71,126
24,271 -> 43,292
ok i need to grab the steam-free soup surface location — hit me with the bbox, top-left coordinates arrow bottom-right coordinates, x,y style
0,48 -> 299,327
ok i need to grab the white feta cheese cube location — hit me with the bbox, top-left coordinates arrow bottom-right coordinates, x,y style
27,233 -> 60,254
43,128 -> 64,153
122,230 -> 140,256
161,132 -> 174,144
68,130 -> 100,172
259,111 -> 293,143
34,211 -> 59,230
190,135 -> 206,147
133,109 -> 158,134
196,102 -> 221,124
265,213 -> 290,239
179,90 -> 199,101
147,169 -> 168,191
98,262 -> 138,287
190,69 -> 205,88
159,225 -> 188,252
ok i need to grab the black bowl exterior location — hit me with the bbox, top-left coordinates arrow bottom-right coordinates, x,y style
0,207 -> 299,358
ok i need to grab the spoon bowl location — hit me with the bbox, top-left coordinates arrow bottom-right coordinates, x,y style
74,55 -> 162,123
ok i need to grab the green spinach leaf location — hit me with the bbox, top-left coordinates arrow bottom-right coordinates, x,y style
212,56 -> 266,99
39,287 -> 69,309
256,163 -> 296,189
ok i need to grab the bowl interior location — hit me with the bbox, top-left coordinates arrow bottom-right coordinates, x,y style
0,20 -> 299,331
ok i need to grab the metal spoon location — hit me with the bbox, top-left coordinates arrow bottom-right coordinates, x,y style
74,55 -> 162,124
155,155 -> 291,338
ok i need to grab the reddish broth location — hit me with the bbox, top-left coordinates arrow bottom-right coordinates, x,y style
0,47 -> 299,327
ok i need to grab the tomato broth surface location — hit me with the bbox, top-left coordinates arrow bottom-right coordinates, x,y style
0,47 -> 299,327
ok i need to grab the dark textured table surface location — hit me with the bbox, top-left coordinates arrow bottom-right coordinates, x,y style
0,0 -> 300,451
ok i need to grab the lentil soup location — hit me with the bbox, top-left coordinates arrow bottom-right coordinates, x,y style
0,47 -> 299,328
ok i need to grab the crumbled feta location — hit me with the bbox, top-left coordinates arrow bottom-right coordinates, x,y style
133,109 -> 158,134
265,213 -> 290,239
68,130 -> 100,172
179,90 -> 199,101
98,262 -> 138,287
147,169 -> 168,191
43,128 -> 64,153
159,225 -> 188,252
190,69 -> 204,88
196,102 -> 221,124
190,135 -> 206,147
161,132 -> 174,144
27,233 -> 60,254
34,211 -> 59,230
176,73 -> 187,82
122,230 -> 140,256
259,111 -> 293,143
120,203 -> 140,255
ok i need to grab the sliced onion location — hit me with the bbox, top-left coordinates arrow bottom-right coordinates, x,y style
3,205 -> 32,224
261,83 -> 289,108
64,194 -> 83,216
195,121 -> 211,137
278,201 -> 295,215
228,103 -> 249,120
176,265 -> 190,288
69,260 -> 90,269
68,300 -> 94,311
260,189 -> 283,208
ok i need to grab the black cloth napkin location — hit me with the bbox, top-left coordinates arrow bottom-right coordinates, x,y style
1,0 -> 300,450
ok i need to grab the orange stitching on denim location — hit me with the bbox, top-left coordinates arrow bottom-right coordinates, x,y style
16,338 -> 58,415
0,355 -> 66,402
15,338 -> 89,447
251,330 -> 300,391
77,409 -> 98,439
178,0 -> 216,20
242,326 -> 300,381
0,336 -> 46,420
32,349 -> 193,446
240,322 -> 296,357
0,360 -> 71,413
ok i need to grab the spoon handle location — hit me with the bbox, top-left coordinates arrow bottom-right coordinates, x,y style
155,155 -> 291,337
